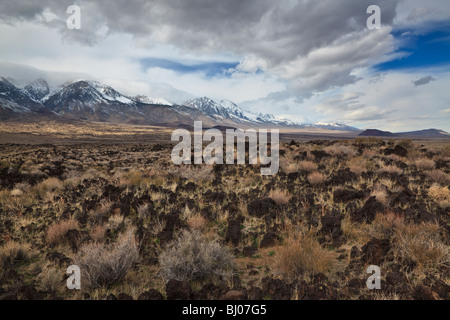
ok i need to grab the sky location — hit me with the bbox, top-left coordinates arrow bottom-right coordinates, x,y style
0,0 -> 449,131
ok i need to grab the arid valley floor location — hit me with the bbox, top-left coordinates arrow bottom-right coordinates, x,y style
0,121 -> 449,300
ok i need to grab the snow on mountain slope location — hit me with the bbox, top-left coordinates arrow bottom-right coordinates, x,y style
0,77 -> 43,112
24,78 -> 50,102
133,95 -> 173,106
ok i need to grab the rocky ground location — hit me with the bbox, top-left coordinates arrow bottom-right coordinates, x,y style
0,138 -> 449,300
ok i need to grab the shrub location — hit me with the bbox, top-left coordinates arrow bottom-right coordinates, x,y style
274,233 -> 334,280
427,170 -> 450,184
89,225 -> 107,242
46,219 -> 80,244
371,212 -> 405,239
269,189 -> 291,205
38,177 -> 63,192
392,222 -> 448,269
74,228 -> 139,289
323,144 -> 357,157
378,165 -> 403,175
297,160 -> 318,172
370,186 -> 389,206
307,171 -> 326,185
0,241 -> 33,270
159,230 -> 235,282
428,184 -> 450,208
414,158 -> 435,170
10,189 -> 23,197
349,164 -> 367,175
187,214 -> 208,231
40,267 -> 62,293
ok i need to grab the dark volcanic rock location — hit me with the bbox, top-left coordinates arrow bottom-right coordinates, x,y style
384,145 -> 408,157
118,293 -> 133,300
261,277 -> 291,300
248,286 -> 263,300
166,279 -> 192,300
412,285 -> 439,300
392,188 -> 415,206
361,238 -> 391,265
220,290 -> 247,300
327,168 -> 357,186
242,246 -> 258,257
320,209 -> 343,241
333,188 -> 367,203
351,196 -> 384,223
247,198 -> 277,218
225,217 -> 244,246
311,150 -> 329,161
260,232 -> 279,248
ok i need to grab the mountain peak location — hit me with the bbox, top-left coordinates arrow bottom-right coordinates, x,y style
133,95 -> 173,106
24,78 -> 50,101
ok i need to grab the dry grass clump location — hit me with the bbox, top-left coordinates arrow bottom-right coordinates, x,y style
297,160 -> 318,172
108,214 -> 125,230
88,200 -> 112,225
0,241 -> 33,269
413,158 -> 435,170
307,171 -> 327,185
323,144 -> 357,157
428,184 -> 450,208
10,189 -> 23,197
187,213 -> 208,231
39,267 -> 62,293
370,185 -> 389,206
427,170 -> 450,184
75,228 -> 139,289
392,222 -> 448,270
349,164 -> 367,175
159,230 -> 235,282
378,165 -> 403,175
46,219 -> 80,244
269,189 -> 291,205
38,177 -> 63,192
371,212 -> 405,239
137,203 -> 151,219
274,233 -> 334,280
168,165 -> 213,183
90,225 -> 108,242
362,149 -> 378,159
117,169 -> 147,186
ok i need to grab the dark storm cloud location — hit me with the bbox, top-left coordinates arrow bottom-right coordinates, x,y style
413,75 -> 436,86
0,0 -> 401,95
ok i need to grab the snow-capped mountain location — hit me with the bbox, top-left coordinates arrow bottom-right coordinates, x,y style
182,97 -> 360,130
133,95 -> 173,106
24,78 -> 50,102
185,97 -> 256,124
0,77 -> 361,131
0,77 -> 43,112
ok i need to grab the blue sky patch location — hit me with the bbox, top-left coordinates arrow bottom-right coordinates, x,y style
375,25 -> 450,71
140,58 -> 238,78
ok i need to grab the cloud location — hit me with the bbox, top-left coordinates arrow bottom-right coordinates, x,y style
413,75 -> 436,86
343,106 -> 393,121
313,92 -> 365,114
440,107 -> 450,114
1,1 -> 450,132
0,0 -> 400,96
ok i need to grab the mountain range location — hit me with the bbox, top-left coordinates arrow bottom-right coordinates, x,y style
359,128 -> 450,138
1,77 -> 449,138
0,77 -> 358,131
